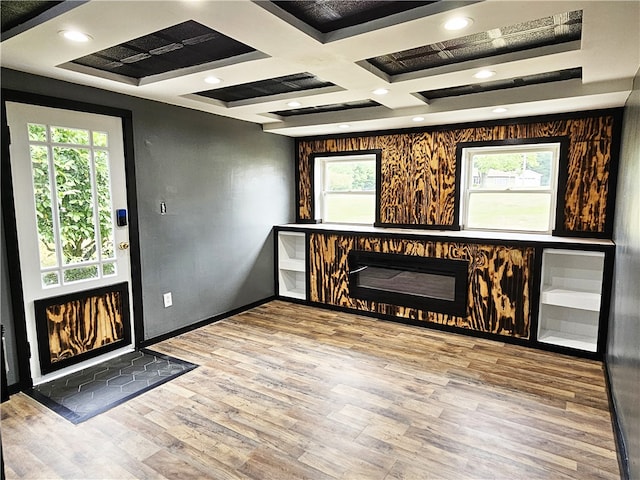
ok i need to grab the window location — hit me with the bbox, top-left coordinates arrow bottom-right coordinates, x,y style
28,122 -> 117,287
461,142 -> 560,233
314,153 -> 378,224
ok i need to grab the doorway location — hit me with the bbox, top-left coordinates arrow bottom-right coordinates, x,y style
2,92 -> 143,388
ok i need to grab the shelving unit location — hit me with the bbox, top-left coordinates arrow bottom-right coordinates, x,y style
277,231 -> 306,300
537,249 -> 605,352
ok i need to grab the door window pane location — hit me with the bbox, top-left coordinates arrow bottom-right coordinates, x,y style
64,265 -> 98,283
53,146 -> 97,264
28,123 -> 47,142
92,131 -> 108,147
94,150 -> 115,260
102,262 -> 117,276
42,272 -> 59,288
51,126 -> 90,145
30,145 -> 57,268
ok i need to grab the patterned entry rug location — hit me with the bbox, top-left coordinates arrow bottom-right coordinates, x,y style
27,349 -> 197,424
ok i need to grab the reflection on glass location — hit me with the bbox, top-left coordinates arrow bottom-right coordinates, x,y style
358,267 -> 456,301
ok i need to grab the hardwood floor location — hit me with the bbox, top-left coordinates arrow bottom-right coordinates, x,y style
2,301 -> 620,479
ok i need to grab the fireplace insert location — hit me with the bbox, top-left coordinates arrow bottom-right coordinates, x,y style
348,250 -> 468,316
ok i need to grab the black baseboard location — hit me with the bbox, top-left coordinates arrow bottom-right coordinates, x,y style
604,359 -> 630,480
140,296 -> 276,348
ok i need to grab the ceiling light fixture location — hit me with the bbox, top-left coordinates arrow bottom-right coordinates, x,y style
59,30 -> 92,42
287,101 -> 302,108
204,76 -> 222,85
372,88 -> 389,95
443,17 -> 473,31
412,116 -> 425,122
492,107 -> 508,113
473,69 -> 496,79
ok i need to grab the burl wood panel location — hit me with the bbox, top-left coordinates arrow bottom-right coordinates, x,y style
298,113 -> 616,233
46,291 -> 125,363
309,233 -> 534,338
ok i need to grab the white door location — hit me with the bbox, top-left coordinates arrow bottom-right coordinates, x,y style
6,102 -> 134,384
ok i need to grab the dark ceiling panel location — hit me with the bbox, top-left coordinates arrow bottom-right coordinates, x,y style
71,20 -> 256,79
271,0 -> 436,33
197,73 -> 335,103
1,0 -> 64,32
272,100 -> 381,117
418,67 -> 582,100
368,10 -> 582,75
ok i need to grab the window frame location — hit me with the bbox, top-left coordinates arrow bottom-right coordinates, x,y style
459,140 -> 563,234
27,122 -> 119,288
312,150 -> 381,225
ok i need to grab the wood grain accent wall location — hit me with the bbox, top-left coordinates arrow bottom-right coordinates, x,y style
309,232 -> 534,339
44,290 -> 126,365
297,112 -> 618,234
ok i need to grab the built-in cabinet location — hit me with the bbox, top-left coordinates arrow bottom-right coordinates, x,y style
276,231 -> 306,300
275,225 -> 613,358
537,249 -> 605,353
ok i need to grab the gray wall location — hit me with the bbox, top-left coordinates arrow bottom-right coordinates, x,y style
607,68 -> 640,479
1,68 -> 294,384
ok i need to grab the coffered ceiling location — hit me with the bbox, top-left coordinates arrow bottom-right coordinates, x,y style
1,0 -> 639,137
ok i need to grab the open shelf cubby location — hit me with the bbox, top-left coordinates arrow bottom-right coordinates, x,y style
277,231 -> 306,300
537,249 -> 605,352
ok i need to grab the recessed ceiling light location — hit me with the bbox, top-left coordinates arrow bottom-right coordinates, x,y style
59,30 -> 92,42
443,17 -> 473,31
338,124 -> 350,130
473,69 -> 496,79
412,116 -> 425,122
372,88 -> 389,95
492,107 -> 508,113
287,101 -> 302,108
204,76 -> 222,85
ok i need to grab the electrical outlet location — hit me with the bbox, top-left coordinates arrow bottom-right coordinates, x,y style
163,292 -> 173,308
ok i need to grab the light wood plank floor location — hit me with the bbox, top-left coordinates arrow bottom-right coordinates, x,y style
2,301 -> 620,479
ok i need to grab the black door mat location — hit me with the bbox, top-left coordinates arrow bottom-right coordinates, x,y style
26,349 -> 197,424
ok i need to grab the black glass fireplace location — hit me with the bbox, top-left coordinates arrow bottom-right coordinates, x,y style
348,250 -> 468,316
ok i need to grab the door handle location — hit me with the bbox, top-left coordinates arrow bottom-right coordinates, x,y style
118,242 -> 130,250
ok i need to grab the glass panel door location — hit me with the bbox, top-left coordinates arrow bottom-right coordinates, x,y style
6,102 -> 134,384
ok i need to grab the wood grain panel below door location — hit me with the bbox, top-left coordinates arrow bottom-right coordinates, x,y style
46,290 -> 125,363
